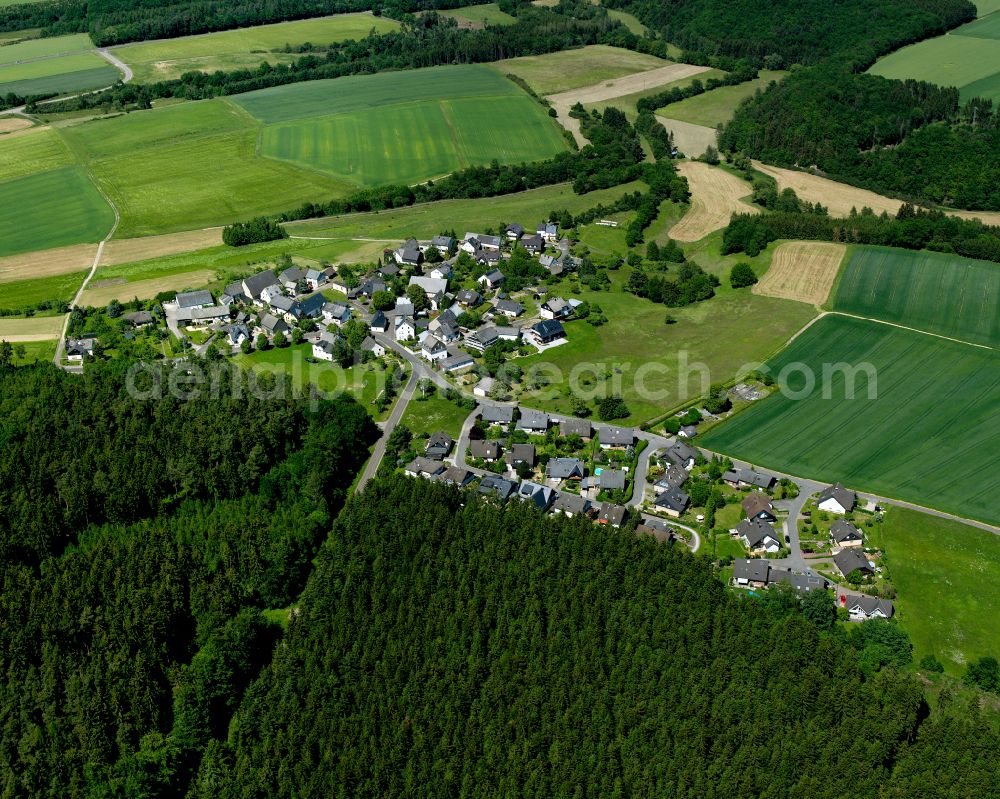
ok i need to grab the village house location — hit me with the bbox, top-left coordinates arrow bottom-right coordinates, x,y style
733,560 -> 828,593
505,223 -> 525,240
723,468 -> 777,491
495,326 -> 520,342
455,288 -> 482,308
227,324 -> 250,348
394,316 -> 416,341
431,235 -> 456,255
404,457 -> 446,479
539,297 -> 571,320
242,269 -> 280,301
269,294 -> 300,323
546,457 -> 586,482
559,418 -> 592,440
742,491 -> 777,522
842,594 -> 894,620
481,404 -> 515,427
370,310 -> 388,333
408,276 -> 449,309
466,326 -> 499,352
474,376 -> 495,398
420,335 -> 448,363
664,442 -> 699,470
506,443 -> 536,468
732,558 -> 771,588
187,306 -> 229,325
322,302 -> 351,326
834,548 -> 874,579
425,432 -> 454,460
655,464 -> 689,490
517,481 -> 555,512
527,319 -> 566,346
427,262 -> 453,281
360,337 -> 385,358
536,221 -> 558,242
304,268 -> 326,290
653,486 -> 690,518
394,238 -> 422,267
637,516 -> 676,543
493,299 -> 523,318
552,492 -> 591,519
599,426 -> 635,450
311,331 -> 342,362
437,466 -> 474,487
175,289 -> 213,310
479,474 -> 516,504
830,519 -> 864,548
277,267 -> 304,292
65,337 -> 96,361
516,408 -> 549,435
597,502 -> 627,528
441,347 -> 475,373
259,314 -> 289,339
599,468 -> 627,493
818,483 -> 857,514
478,269 -> 505,291
221,282 -> 249,306
736,519 -> 782,554
469,439 -> 503,462
122,310 -> 154,328
521,233 -> 544,254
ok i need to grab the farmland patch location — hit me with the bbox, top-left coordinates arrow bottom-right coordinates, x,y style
669,161 -> 757,242
493,45 -> 668,95
700,315 -> 1000,526
754,241 -> 846,306
833,246 -> 1000,347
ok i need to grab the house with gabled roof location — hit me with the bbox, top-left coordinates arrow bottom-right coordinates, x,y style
736,519 -> 782,554
516,481 -> 555,511
370,309 -> 388,333
493,299 -> 523,318
481,405 -> 514,426
394,238 -> 422,266
537,221 -> 558,242
466,326 -> 499,353
322,302 -> 351,326
527,319 -> 565,346
546,457 -> 586,481
479,474 -> 516,503
304,268 -> 326,290
723,468 -> 777,491
478,269 -> 505,291
506,443 -> 535,468
664,441 -> 699,470
552,492 -> 590,518
420,335 -> 448,363
540,297 -> 571,320
361,337 -> 385,358
65,337 -> 97,361
834,548 -> 874,579
312,330 -> 343,362
599,426 -> 634,450
505,222 -> 524,240
431,235 -> 456,254
242,269 -> 280,300
742,491 -> 777,522
597,502 -> 627,528
175,289 -> 213,310
469,439 -> 502,462
227,324 -> 250,348
655,464 -> 688,490
394,316 -> 416,341
733,558 -> 771,588
516,408 -> 549,435
297,293 -> 327,320
260,313 -> 289,338
455,288 -> 482,307
818,483 -> 856,514
559,418 -> 592,440
842,594 -> 894,620
521,233 -> 544,254
405,457 -> 446,479
653,487 -> 689,518
441,347 -> 475,373
425,432 -> 454,460
831,519 -> 864,548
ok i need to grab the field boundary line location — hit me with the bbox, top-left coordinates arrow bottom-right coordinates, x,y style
829,310 -> 996,351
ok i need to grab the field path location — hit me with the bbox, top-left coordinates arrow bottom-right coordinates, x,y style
97,49 -> 133,83
546,62 -> 712,147
754,160 -> 1000,225
669,160 -> 758,242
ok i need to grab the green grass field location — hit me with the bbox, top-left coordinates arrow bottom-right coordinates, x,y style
517,272 -> 814,424
260,94 -> 566,185
493,45 -> 669,94
656,70 -> 787,127
0,128 -> 73,181
833,246 -> 1000,348
955,9 -> 1000,37
0,167 -> 114,258
869,31 -> 1000,104
0,52 -> 119,98
0,33 -> 92,65
401,393 -> 472,439
112,13 -> 399,83
590,68 -> 727,120
700,315 -> 1000,526
882,506 -> 1000,675
439,3 -> 516,26
0,271 -> 88,308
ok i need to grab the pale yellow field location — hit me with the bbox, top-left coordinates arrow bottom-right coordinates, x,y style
0,243 -> 98,284
0,315 -> 66,341
669,161 -> 758,242
656,116 -> 716,158
546,62 -> 711,147
753,161 -> 1000,225
79,269 -> 215,305
754,241 -> 847,306
0,118 -> 33,135
101,228 -> 223,266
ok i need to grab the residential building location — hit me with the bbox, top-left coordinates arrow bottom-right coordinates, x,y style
455,288 -> 482,307
842,594 -> 894,620
431,235 -> 456,254
304,268 -> 326,290
122,310 -> 153,327
539,297 -> 571,320
521,233 -> 543,254
831,519 -> 864,548
505,223 -> 524,240
723,468 -> 777,491
438,466 -> 474,487
425,432 -> 454,460
655,464 -> 688,490
493,299 -> 523,318
834,548 -> 874,578
405,457 -> 446,479
175,289 -> 213,310
260,314 -> 289,338
469,439 -> 502,462
420,335 -> 448,363
360,337 -> 385,358
736,519 -> 782,554
653,487 -> 690,518
552,492 -> 590,518
479,474 -> 516,503
742,491 -> 777,522
517,481 -> 555,511
516,408 -> 549,434
527,319 -> 566,346
599,469 -> 627,493
278,267 -> 305,291
441,348 -> 475,373
466,326 -> 499,352
536,221 -> 558,241
599,426 -> 635,450
242,270 -> 280,300
394,316 -> 416,341
597,502 -> 627,527
65,337 -> 96,361
322,302 -> 351,326
559,418 -> 592,440
732,558 -> 771,588
394,238 -> 422,266
546,458 -> 586,481
370,310 -> 388,333
478,269 -> 505,291
664,442 -> 698,470
506,443 -> 536,468
227,324 -> 250,348
818,483 -> 857,514
481,405 -> 514,426
312,331 -> 342,362
495,326 -> 520,342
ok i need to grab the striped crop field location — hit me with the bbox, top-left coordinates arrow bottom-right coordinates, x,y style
700,315 -> 1000,526
833,246 -> 1000,348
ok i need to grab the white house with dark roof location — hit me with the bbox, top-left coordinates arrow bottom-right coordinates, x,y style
527,319 -> 565,346
394,238 -> 422,266
478,269 -> 505,291
420,335 -> 448,363
546,457 -> 586,482
493,299 -> 523,318
817,483 -> 856,514
517,481 -> 555,512
537,221 -> 558,242
842,594 -> 894,620
65,337 -> 97,361
242,269 -> 280,300
481,404 -> 515,426
539,297 -> 571,320
830,519 -> 864,548
736,519 -> 782,554
312,330 -> 343,362
394,316 -> 416,341
834,548 -> 874,579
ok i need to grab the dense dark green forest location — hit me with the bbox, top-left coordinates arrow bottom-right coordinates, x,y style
600,0 -> 973,67
0,362 -> 376,796
181,476 -> 999,798
720,67 -> 1000,211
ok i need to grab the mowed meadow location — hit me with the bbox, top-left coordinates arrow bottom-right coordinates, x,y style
0,64 -> 568,248
833,246 -> 1000,348
700,315 -> 1000,526
0,33 -> 119,98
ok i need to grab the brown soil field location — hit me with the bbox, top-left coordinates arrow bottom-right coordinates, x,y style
78,269 -> 215,305
101,228 -> 223,266
546,62 -> 711,147
753,161 -> 1000,226
0,118 -> 33,135
656,116 -> 716,158
0,243 -> 99,284
0,315 -> 67,342
669,161 -> 758,242
754,241 -> 847,306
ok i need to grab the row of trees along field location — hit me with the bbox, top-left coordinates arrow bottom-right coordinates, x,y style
0,361 -> 377,796
182,475 -> 1000,798
0,0 -> 504,44
600,0 -> 974,68
720,67 -> 1000,212
32,4 -> 634,114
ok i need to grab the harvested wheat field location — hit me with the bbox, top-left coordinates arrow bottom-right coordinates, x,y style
79,269 -> 216,305
0,118 -> 33,135
656,116 -> 715,158
0,242 -> 98,284
669,161 -> 757,242
753,161 -> 1000,225
754,241 -> 846,306
547,63 -> 711,146
101,228 -> 223,267
0,315 -> 66,342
